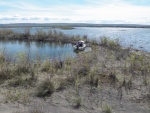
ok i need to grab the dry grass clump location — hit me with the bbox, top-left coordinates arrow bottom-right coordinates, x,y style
4,89 -> 30,104
0,52 -> 5,63
0,29 -> 15,39
0,29 -> 86,43
0,51 -> 36,84
102,104 -> 112,113
72,51 -> 98,77
9,75 -> 37,87
100,37 -> 121,51
52,76 -> 68,91
28,109 -> 44,113
36,79 -> 54,97
34,29 -> 48,41
73,96 -> 82,108
0,66 -> 12,81
41,59 -> 52,72
88,67 -> 99,87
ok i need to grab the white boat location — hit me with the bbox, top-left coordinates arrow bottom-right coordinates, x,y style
73,40 -> 86,51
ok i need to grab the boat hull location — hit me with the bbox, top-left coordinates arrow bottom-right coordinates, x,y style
73,44 -> 86,51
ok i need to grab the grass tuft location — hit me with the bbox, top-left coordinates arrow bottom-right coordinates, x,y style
73,96 -> 81,109
36,79 -> 54,97
102,104 -> 112,113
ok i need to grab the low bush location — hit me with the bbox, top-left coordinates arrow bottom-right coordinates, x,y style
100,37 -> 121,51
36,79 -> 54,97
102,104 -> 112,113
73,96 -> 81,108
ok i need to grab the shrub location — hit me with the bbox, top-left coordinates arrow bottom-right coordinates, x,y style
73,96 -> 81,108
89,68 -> 99,87
41,59 -> 51,72
35,29 -> 48,40
9,76 -> 36,87
100,37 -> 109,47
102,104 -> 112,113
53,77 -> 68,91
0,66 -> 12,81
0,53 -> 5,63
36,79 -> 54,97
0,29 -> 14,39
100,37 -> 120,51
108,39 -> 120,50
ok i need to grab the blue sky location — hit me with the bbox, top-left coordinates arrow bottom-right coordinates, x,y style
0,0 -> 150,24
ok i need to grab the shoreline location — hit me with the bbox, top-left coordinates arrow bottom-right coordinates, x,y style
1,23 -> 150,28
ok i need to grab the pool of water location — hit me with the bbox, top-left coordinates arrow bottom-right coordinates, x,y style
0,40 -> 77,61
60,27 -> 150,52
1,27 -> 150,52
0,27 -> 150,61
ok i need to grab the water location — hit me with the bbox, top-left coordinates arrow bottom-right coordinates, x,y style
0,27 -> 150,61
60,27 -> 150,52
1,27 -> 150,51
0,40 -> 77,61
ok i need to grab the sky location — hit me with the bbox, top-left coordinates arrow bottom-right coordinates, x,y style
0,0 -> 150,24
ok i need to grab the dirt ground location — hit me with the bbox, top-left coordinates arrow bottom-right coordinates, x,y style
0,80 -> 149,113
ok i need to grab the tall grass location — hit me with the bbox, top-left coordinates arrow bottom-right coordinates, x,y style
36,79 -> 54,97
0,29 -> 85,43
99,37 -> 121,51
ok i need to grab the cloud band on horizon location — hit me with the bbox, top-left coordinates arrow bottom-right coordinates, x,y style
0,0 -> 150,24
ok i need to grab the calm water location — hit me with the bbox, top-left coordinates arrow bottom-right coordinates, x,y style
60,27 -> 150,52
0,40 -> 77,61
2,27 -> 150,51
0,27 -> 150,61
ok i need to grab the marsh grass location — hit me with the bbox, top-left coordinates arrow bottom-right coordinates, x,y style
5,90 -> 21,102
0,29 -> 15,39
41,59 -> 52,72
36,79 -> 54,97
0,29 -> 86,43
4,89 -> 29,104
100,37 -> 121,51
88,67 -> 99,87
0,51 -> 35,83
0,52 -> 5,63
9,75 -> 36,87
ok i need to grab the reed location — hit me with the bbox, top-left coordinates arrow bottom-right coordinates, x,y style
0,29 -> 85,44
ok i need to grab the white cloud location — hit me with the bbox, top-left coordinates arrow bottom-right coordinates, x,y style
0,0 -> 150,24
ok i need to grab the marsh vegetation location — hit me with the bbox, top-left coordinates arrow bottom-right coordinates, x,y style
0,28 -> 88,44
0,31 -> 149,113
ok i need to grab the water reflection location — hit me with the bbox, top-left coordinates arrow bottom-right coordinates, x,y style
2,27 -> 150,51
0,40 -> 77,61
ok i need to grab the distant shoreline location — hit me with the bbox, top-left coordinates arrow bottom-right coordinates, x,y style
0,23 -> 150,28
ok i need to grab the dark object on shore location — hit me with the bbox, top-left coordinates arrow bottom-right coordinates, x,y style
73,40 -> 86,51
